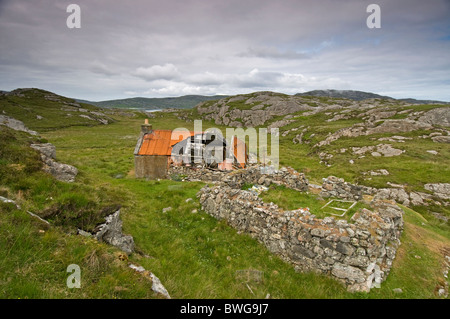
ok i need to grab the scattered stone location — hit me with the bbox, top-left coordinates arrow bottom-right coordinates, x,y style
368,169 -> 390,176
129,263 -> 171,299
162,207 -> 173,213
378,135 -> 412,143
393,288 -> 403,294
0,195 -> 19,208
31,143 -> 78,183
375,144 -> 404,157
374,188 -> 410,206
94,209 -> 135,255
426,150 -> 438,155
386,182 -> 404,189
424,183 -> 450,200
77,229 -> 92,237
432,136 -> 450,143
371,152 -> 381,157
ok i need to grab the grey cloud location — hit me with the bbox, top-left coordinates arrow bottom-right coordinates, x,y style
239,47 -> 310,60
0,0 -> 449,101
89,62 -> 117,76
134,64 -> 180,81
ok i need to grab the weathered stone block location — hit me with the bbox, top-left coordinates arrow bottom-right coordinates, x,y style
293,245 -> 316,259
331,263 -> 365,283
336,242 -> 355,256
311,228 -> 326,238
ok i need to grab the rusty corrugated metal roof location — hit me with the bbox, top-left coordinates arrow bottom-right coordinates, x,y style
138,130 -> 247,168
138,130 -> 197,156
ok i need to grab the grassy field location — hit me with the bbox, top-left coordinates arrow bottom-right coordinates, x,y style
1,91 -> 449,299
37,114 -> 449,299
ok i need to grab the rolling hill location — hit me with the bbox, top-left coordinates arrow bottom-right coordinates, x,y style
296,89 -> 449,104
78,95 -> 230,110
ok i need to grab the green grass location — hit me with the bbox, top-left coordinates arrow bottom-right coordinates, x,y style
368,205 -> 450,298
40,117 -> 449,298
259,185 -> 369,221
1,90 -> 449,299
0,203 -> 158,299
40,119 -> 355,299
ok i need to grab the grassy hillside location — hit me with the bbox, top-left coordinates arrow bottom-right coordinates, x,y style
0,126 -> 159,298
1,89 -> 449,299
0,88 -> 139,132
42,112 -> 449,299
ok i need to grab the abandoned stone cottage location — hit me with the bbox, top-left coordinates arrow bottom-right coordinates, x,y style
134,120 -> 248,179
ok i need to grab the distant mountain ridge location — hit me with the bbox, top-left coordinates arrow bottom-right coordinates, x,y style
78,95 -> 230,110
296,89 -> 449,104
296,89 -> 392,101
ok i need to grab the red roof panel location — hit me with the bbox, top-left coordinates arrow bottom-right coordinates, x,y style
138,130 -> 197,156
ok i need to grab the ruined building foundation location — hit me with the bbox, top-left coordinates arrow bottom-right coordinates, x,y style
197,176 -> 404,292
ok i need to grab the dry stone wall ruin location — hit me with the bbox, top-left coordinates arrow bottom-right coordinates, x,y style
198,185 -> 404,292
170,164 -> 449,292
320,176 -> 450,207
169,165 -> 309,192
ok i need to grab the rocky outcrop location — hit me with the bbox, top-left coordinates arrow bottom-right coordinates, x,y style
351,144 -> 405,157
365,119 -> 432,135
315,119 -> 432,148
198,185 -> 404,292
93,209 -> 135,255
432,135 -> 450,143
196,92 -> 320,127
0,114 -> 78,183
315,124 -> 366,147
424,183 -> 450,201
0,115 -> 38,135
418,107 -> 450,127
31,143 -> 78,183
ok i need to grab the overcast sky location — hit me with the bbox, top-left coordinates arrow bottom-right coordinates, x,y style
1,0 -> 449,101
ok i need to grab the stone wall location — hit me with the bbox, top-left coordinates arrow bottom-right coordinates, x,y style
320,176 -> 367,201
169,165 -> 309,192
320,176 -> 449,207
198,185 -> 404,292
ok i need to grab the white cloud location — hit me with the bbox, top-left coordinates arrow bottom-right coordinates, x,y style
134,64 -> 180,81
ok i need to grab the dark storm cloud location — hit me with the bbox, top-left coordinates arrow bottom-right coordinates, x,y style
0,0 -> 449,100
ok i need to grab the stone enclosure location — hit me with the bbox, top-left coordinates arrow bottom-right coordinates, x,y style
190,166 -> 404,292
